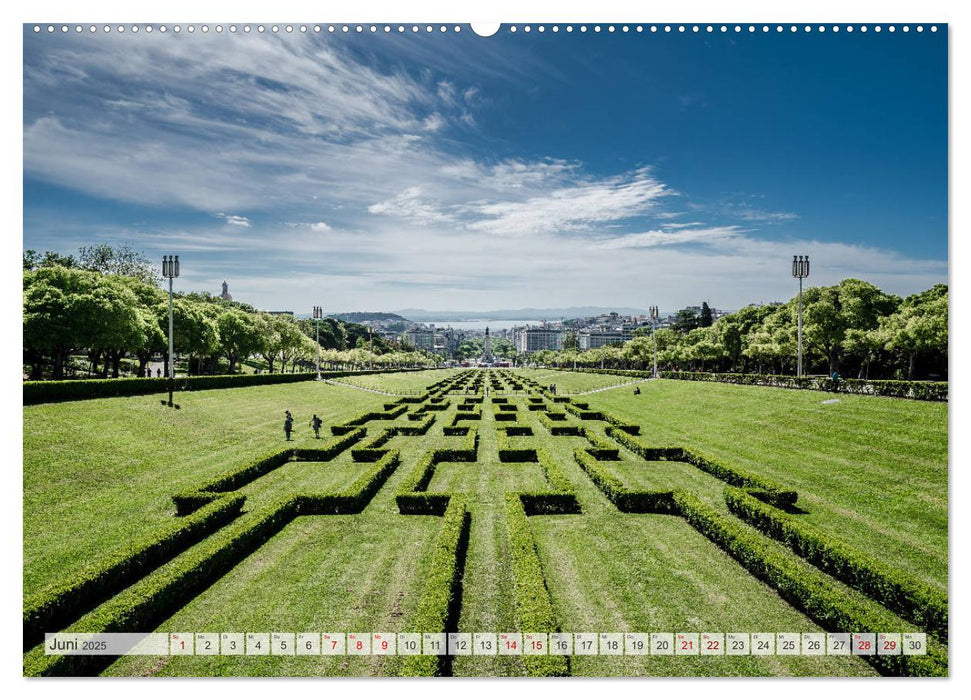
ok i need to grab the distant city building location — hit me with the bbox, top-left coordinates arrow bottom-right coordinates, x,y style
578,328 -> 634,350
513,326 -> 564,354
267,311 -> 294,317
220,281 -> 233,302
400,327 -> 435,351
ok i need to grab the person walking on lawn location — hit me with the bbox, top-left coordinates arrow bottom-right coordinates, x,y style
284,410 -> 294,441
310,414 -> 323,439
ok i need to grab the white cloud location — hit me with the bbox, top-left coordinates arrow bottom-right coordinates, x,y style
308,222 -> 332,232
219,214 -> 251,228
595,226 -> 743,249
367,187 -> 456,224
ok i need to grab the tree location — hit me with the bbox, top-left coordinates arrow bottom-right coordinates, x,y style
256,314 -> 284,373
699,302 -> 714,327
77,243 -> 159,284
24,249 -> 78,271
171,299 -> 220,374
872,284 -> 947,379
801,279 -> 898,374
562,330 -> 580,351
80,276 -> 150,378
671,307 -> 701,333
217,310 -> 264,374
23,267 -> 94,379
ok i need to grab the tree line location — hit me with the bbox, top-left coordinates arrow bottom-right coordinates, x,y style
23,249 -> 437,380
526,279 -> 947,380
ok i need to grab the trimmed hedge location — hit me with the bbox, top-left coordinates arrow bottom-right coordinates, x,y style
291,427 -> 367,462
498,424 -> 533,437
661,371 -> 948,402
396,431 -> 479,513
22,369 -> 424,405
725,488 -> 948,641
25,447 -> 408,676
173,429 -> 366,513
494,412 -> 518,422
599,410 -> 640,435
581,428 -> 620,460
505,495 -> 570,676
398,496 -> 470,676
398,413 -> 436,435
172,449 -> 293,514
604,426 -> 798,507
497,430 -> 538,462
331,405 -> 409,434
674,491 -> 948,677
297,450 -> 401,514
535,448 -> 575,496
25,496 -> 300,676
23,494 -> 245,651
573,448 -> 676,514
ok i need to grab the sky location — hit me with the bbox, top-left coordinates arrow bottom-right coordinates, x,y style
22,23 -> 947,314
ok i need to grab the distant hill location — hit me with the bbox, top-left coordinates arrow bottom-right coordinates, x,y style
331,312 -> 411,324
393,306 -> 647,322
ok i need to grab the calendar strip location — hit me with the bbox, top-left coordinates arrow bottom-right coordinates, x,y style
45,632 -> 926,656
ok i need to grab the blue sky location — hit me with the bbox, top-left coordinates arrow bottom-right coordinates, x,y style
22,24 -> 947,313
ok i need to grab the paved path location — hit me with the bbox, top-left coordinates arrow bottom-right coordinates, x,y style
327,375 -> 654,398
564,377 -> 654,395
322,378 -> 420,397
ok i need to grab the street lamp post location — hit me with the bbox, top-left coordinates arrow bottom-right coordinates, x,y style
161,255 -> 180,407
313,306 -> 323,380
792,255 -> 810,377
649,305 -> 659,378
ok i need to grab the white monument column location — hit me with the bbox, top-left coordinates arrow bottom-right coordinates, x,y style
483,326 -> 493,363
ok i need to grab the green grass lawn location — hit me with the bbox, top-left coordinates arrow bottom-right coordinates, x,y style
578,378 -> 948,591
515,368 -> 639,394
23,369 -> 947,677
329,369 -> 455,394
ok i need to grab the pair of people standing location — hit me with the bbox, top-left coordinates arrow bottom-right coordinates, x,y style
283,410 -> 323,441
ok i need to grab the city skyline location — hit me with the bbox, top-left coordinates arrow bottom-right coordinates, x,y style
24,25 -> 947,312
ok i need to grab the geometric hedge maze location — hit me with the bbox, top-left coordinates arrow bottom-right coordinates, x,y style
24,369 -> 947,676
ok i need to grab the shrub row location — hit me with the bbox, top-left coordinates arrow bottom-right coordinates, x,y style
673,491 -> 947,677
172,429 -> 367,514
535,448 -> 574,495
290,428 -> 368,463
494,412 -> 518,422
505,495 -> 570,676
398,496 -> 470,676
573,448 -> 677,514
396,432 -> 479,513
398,413 -> 436,435
537,411 -> 583,435
23,369 -> 432,405
725,488 -> 948,641
498,424 -> 533,437
296,450 -> 401,514
497,430 -> 538,462
172,449 -> 292,514
604,426 -> 798,507
581,428 -> 620,460
23,494 -> 245,651
25,496 -> 302,676
598,410 -> 640,435
659,371 -> 948,402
